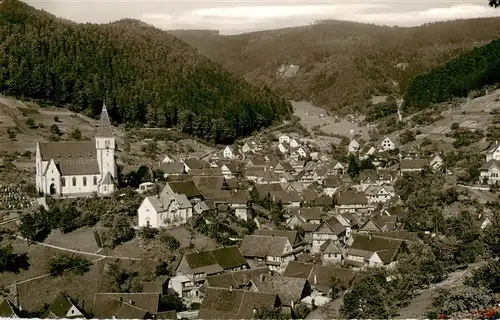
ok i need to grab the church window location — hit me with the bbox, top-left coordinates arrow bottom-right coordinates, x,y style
72,177 -> 76,186
93,176 -> 98,185
61,178 -> 66,187
83,177 -> 87,186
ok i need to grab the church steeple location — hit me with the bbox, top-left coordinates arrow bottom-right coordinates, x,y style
97,101 -> 113,137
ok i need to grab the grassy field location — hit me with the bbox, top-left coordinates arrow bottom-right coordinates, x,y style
291,101 -> 369,148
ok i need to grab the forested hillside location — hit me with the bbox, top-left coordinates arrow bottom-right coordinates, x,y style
169,18 -> 500,113
0,0 -> 292,143
403,40 -> 500,113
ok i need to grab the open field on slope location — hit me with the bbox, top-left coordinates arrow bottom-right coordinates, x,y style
291,100 -> 370,146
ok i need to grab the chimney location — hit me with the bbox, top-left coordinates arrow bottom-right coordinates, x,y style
253,306 -> 258,316
129,300 -> 135,305
368,233 -> 372,240
229,285 -> 233,292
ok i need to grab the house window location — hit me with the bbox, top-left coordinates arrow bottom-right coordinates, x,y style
83,177 -> 87,186
492,173 -> 499,178
72,177 -> 76,186
61,178 -> 66,187
104,186 -> 107,192
93,176 -> 98,185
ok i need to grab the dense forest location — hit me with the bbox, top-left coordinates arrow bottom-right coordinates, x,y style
0,0 -> 292,143
169,18 -> 500,113
403,39 -> 500,113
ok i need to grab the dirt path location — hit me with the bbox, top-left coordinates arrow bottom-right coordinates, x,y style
398,265 -> 480,318
15,235 -> 142,261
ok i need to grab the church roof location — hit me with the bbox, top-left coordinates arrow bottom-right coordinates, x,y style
58,159 -> 100,176
39,141 -> 96,161
97,102 -> 113,137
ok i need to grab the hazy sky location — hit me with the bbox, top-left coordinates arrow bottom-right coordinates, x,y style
24,0 -> 500,34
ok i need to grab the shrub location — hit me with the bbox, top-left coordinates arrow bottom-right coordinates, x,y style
48,254 -> 90,276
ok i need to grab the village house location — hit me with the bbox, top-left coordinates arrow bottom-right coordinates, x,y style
274,161 -> 294,174
161,181 -> 202,204
289,138 -> 300,148
161,154 -> 177,163
335,191 -> 371,215
348,139 -> 360,154
323,176 -> 342,196
297,146 -> 309,158
35,103 -> 116,197
379,136 -> 396,151
240,235 -> 301,272
137,192 -> 192,228
399,159 -> 428,175
344,233 -> 408,269
486,141 -> 500,161
359,145 -> 376,160
176,246 -> 248,291
319,239 -> 343,264
182,158 -> 208,173
160,162 -> 185,178
364,185 -> 395,204
480,160 -> 500,185
92,293 -> 166,319
227,190 -> 251,221
241,139 -> 261,153
254,230 -> 304,248
269,190 -> 301,209
312,216 -> 348,253
283,261 -> 357,298
278,142 -> 289,154
202,267 -> 271,293
250,274 -> 312,309
358,214 -> 399,233
198,287 -> 281,319
279,134 -> 291,144
430,153 -> 444,171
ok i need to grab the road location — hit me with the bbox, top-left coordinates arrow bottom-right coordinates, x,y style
15,235 -> 142,261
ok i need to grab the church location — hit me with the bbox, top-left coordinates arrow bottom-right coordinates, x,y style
35,103 -> 117,197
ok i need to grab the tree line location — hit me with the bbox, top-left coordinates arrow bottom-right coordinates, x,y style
0,0 -> 292,144
403,39 -> 500,114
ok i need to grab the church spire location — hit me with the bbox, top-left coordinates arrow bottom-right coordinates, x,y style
97,101 -> 113,137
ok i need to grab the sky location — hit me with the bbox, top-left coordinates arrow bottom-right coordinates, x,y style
23,0 -> 500,35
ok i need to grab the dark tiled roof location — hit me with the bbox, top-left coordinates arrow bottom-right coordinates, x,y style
56,158 -> 101,175
349,234 -> 405,264
40,140 -> 96,161
160,162 -> 185,174
183,158 -> 208,170
166,181 -> 201,198
282,261 -> 314,278
319,239 -> 342,254
299,207 -> 323,221
184,246 -> 246,270
240,235 -> 290,258
199,287 -> 278,320
92,293 -> 160,319
400,159 -> 428,170
0,299 -> 21,318
309,265 -> 356,293
206,267 -> 270,289
336,191 -> 368,205
254,230 -> 299,247
49,292 -> 84,318
252,275 -> 308,306
193,176 -> 225,191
